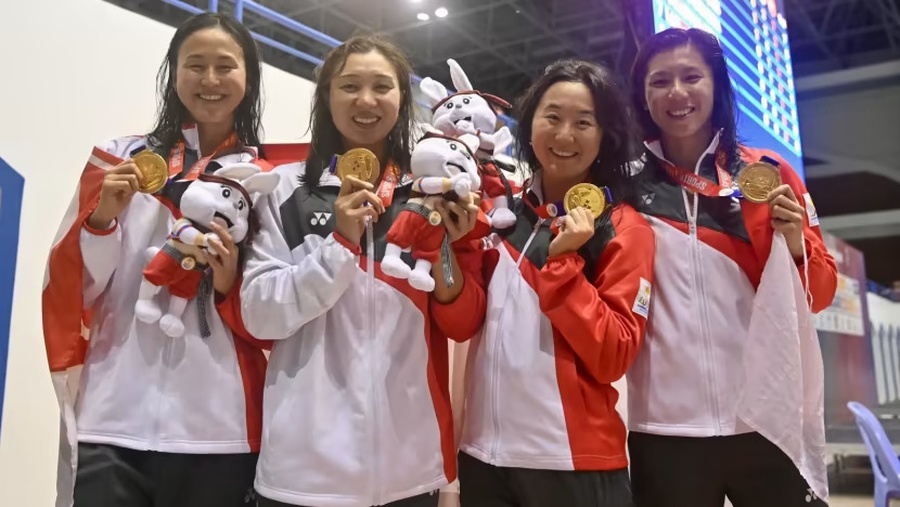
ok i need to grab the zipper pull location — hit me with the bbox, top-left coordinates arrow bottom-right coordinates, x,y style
689,220 -> 697,236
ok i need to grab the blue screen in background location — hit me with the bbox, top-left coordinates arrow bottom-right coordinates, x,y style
652,0 -> 806,181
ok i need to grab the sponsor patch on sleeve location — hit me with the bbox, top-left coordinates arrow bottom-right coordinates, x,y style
803,192 -> 820,227
632,277 -> 652,319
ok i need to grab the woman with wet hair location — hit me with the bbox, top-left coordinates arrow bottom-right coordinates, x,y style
43,12 -> 271,507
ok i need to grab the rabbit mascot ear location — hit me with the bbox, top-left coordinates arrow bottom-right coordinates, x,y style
419,76 -> 450,109
433,59 -> 518,229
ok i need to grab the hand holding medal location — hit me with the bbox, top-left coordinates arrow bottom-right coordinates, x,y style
548,183 -> 607,258
734,158 -> 804,260
331,148 -> 386,246
87,152 -> 164,231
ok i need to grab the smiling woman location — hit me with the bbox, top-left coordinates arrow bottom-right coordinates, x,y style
148,12 -> 264,165
175,27 -> 248,153
301,35 -> 415,186
237,34 -> 487,507
454,59 -> 653,507
41,11 -> 274,507
625,27 -> 837,507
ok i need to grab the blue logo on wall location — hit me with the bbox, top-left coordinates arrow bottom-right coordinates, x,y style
0,157 -> 24,437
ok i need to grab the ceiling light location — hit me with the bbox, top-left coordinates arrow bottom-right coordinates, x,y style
435,7 -> 449,18
417,12 -> 430,21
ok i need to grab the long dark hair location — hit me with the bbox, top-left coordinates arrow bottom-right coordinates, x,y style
303,34 -> 415,186
630,28 -> 740,167
515,59 -> 641,208
147,12 -> 264,156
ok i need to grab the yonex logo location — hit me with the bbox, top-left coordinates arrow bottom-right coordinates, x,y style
805,487 -> 818,503
310,211 -> 332,226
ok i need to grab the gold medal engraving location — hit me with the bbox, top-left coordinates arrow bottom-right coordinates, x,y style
335,148 -> 379,185
564,183 -> 606,219
133,150 -> 169,194
737,162 -> 781,204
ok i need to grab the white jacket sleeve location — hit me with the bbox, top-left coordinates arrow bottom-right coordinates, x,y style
240,192 -> 360,341
80,223 -> 123,307
75,137 -> 147,307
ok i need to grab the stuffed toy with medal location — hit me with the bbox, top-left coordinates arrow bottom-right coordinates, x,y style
419,58 -> 517,229
133,161 -> 279,338
381,130 -> 483,292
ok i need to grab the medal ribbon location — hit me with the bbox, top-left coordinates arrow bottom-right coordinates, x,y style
168,130 -> 241,181
525,186 -> 611,234
658,153 -> 782,199
376,163 -> 400,208
660,157 -> 735,198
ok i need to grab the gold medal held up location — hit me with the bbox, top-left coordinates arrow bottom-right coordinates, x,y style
132,150 -> 169,194
736,161 -> 781,204
564,183 -> 606,219
335,148 -> 380,185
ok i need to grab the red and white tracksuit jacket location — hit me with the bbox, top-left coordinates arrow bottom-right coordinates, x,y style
626,138 -> 838,437
239,162 -> 482,507
42,129 -> 269,506
457,181 -> 656,471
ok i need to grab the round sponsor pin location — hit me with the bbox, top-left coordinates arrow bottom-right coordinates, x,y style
546,203 -> 558,217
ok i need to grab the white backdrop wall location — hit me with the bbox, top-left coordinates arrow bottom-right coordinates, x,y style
0,1 -> 314,504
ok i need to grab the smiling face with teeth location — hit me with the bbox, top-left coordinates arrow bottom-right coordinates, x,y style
175,27 -> 247,134
328,50 -> 402,161
530,81 -> 603,191
643,44 -> 715,150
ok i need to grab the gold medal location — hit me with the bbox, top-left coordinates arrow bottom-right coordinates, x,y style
335,148 -> 380,185
737,162 -> 781,204
132,150 -> 169,194
428,210 -> 443,226
563,183 -> 607,219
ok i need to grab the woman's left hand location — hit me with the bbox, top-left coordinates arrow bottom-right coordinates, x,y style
435,193 -> 480,243
201,221 -> 241,294
766,184 -> 806,261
